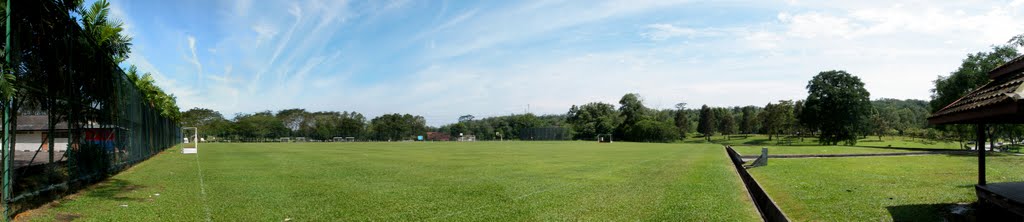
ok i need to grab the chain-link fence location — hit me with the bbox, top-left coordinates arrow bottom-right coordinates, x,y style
0,0 -> 180,218
519,127 -> 571,141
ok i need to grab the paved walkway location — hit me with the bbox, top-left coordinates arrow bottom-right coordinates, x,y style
740,150 -> 973,160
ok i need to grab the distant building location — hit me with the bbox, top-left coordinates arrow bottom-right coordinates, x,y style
15,115 -> 69,152
15,115 -> 116,152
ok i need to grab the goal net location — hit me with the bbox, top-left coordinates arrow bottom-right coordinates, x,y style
332,137 -> 356,142
182,127 -> 199,154
598,134 -> 613,143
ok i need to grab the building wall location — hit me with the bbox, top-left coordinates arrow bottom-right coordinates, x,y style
15,132 -> 68,152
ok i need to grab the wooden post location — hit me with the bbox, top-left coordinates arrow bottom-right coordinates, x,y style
978,123 -> 987,186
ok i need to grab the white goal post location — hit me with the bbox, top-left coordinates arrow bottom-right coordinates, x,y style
598,134 -> 613,143
182,127 -> 198,154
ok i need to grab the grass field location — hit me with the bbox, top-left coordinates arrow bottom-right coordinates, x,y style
748,154 -> 1024,221
22,142 -> 760,221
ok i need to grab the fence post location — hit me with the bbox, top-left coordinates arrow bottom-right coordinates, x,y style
3,0 -> 14,219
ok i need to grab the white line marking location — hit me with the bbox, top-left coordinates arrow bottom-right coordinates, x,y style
194,152 -> 212,222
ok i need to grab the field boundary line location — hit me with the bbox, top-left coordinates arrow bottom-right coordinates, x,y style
194,152 -> 212,222
738,150 -> 971,159
725,146 -> 789,222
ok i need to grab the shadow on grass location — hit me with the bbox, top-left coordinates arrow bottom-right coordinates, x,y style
886,203 -> 974,222
83,178 -> 147,202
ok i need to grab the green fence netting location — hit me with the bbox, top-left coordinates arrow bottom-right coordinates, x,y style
519,127 -> 571,141
0,0 -> 180,219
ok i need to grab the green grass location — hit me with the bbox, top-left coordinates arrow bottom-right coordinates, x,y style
748,154 -> 1024,221
24,142 -> 760,221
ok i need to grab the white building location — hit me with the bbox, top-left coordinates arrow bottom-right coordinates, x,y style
15,115 -> 68,152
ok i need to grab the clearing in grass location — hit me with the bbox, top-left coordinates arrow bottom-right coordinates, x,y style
22,142 -> 760,221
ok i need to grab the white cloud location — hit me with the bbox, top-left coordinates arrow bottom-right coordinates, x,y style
778,12 -> 859,39
641,24 -> 697,41
186,35 -> 203,82
251,23 -> 279,47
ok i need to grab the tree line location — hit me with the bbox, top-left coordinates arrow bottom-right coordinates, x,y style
184,71 -> 936,145
182,34 -> 1024,145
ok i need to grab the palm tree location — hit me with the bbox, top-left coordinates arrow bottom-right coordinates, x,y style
79,0 -> 131,63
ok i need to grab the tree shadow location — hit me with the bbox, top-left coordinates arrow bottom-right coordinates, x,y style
885,203 -> 974,222
82,178 -> 148,202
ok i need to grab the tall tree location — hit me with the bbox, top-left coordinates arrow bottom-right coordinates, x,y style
869,108 -> 889,141
673,104 -> 690,139
717,108 -> 736,139
567,102 -> 619,140
762,101 -> 795,141
697,105 -> 716,141
739,106 -> 759,134
802,70 -> 872,145
616,93 -> 647,140
618,93 -> 646,126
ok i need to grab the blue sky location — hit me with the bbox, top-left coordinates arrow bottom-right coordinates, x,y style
106,0 -> 1024,126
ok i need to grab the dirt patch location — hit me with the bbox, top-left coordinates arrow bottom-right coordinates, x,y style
53,212 -> 82,222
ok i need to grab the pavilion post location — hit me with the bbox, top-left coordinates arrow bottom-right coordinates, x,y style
977,123 -> 987,186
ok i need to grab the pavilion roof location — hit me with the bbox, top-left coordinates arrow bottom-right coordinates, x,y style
929,55 -> 1024,124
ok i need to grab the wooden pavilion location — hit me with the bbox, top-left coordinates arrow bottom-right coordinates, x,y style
928,55 -> 1024,218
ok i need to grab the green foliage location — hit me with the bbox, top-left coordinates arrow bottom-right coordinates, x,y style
368,113 -> 426,141
803,70 -> 871,145
871,98 -> 930,136
567,102 -> 619,140
928,42 -> 1020,148
716,107 -> 736,136
929,45 -> 1018,112
618,93 -> 646,126
622,120 -> 678,142
232,111 -> 289,140
673,108 -> 690,138
437,113 -> 560,140
79,0 -> 132,63
739,106 -> 759,134
697,105 -> 716,141
762,100 -> 795,141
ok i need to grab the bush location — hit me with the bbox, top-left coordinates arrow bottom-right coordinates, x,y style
623,120 -> 679,143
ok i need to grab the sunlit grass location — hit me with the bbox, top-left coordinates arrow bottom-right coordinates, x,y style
748,154 -> 1024,221
23,142 -> 760,221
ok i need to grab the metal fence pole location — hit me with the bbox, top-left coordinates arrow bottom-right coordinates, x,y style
3,0 -> 13,219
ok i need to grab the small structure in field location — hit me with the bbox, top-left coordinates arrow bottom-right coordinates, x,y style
928,54 -> 1024,219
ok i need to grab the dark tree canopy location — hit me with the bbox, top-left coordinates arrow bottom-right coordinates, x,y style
674,108 -> 690,138
802,70 -> 872,145
717,108 -> 736,136
697,105 -> 716,141
618,93 -> 646,127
